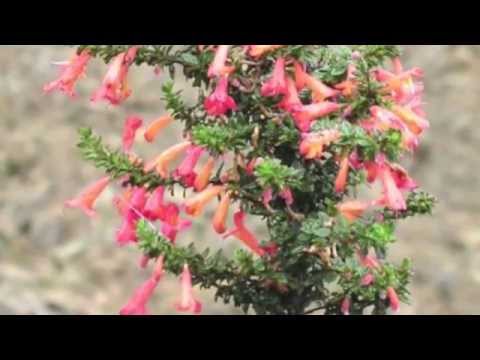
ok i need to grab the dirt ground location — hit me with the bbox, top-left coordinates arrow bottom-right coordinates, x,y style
0,45 -> 479,315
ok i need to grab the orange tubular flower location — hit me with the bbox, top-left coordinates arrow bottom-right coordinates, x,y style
184,185 -> 225,217
143,141 -> 191,177
391,105 -> 429,136
335,156 -> 350,193
144,115 -> 174,143
299,130 -> 341,160
337,200 -> 369,222
301,72 -> 339,102
223,211 -> 266,257
65,176 -> 110,218
212,192 -> 231,234
194,157 -> 216,192
248,45 -> 284,58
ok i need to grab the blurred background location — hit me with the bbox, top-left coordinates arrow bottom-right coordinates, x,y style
0,45 -> 478,315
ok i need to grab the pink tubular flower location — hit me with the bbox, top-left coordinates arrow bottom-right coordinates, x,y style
387,287 -> 400,313
292,102 -> 341,132
279,187 -> 294,206
337,200 -> 369,222
223,211 -> 266,257
91,46 -> 138,105
185,185 -> 225,217
335,156 -> 350,193
278,76 -> 303,113
159,203 -> 192,243
361,273 -> 375,286
65,176 -> 110,218
116,209 -> 139,246
122,115 -> 143,153
262,188 -> 273,209
341,297 -> 351,315
43,50 -> 91,98
116,187 -> 147,246
208,45 -> 234,78
143,187 -> 166,221
175,264 -> 202,314
204,76 -> 237,116
144,115 -> 174,143
357,251 -> 381,270
380,165 -> 407,211
389,164 -> 418,191
261,58 -> 287,97
173,145 -> 204,187
120,257 -> 164,315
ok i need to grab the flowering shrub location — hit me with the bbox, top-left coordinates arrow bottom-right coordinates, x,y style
46,45 -> 435,315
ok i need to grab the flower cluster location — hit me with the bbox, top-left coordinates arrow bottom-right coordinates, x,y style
48,45 -> 435,315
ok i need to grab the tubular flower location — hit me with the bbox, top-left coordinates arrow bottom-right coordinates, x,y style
194,157 -> 216,192
174,264 -> 202,314
204,75 -> 237,116
298,69 -> 339,102
261,57 -> 287,97
361,273 -> 375,286
144,115 -> 174,143
299,130 -> 341,160
91,46 -> 138,105
223,211 -> 266,257
278,76 -> 303,112
335,156 -> 350,193
337,200 -> 369,222
389,164 -> 418,191
184,185 -> 225,217
248,45 -> 284,58
65,176 -> 110,218
380,165 -> 407,211
386,287 -> 400,313
292,102 -> 341,132
143,187 -> 166,221
341,297 -> 351,315
208,45 -> 234,78
334,64 -> 358,97
159,203 -> 192,243
173,145 -> 204,187
43,49 -> 91,98
122,115 -> 143,153
113,188 -> 133,216
357,250 -> 381,270
144,141 -> 191,178
120,257 -> 164,315
391,105 -> 429,136
262,188 -> 273,209
116,209 -> 139,246
279,187 -> 294,206
212,192 -> 231,234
